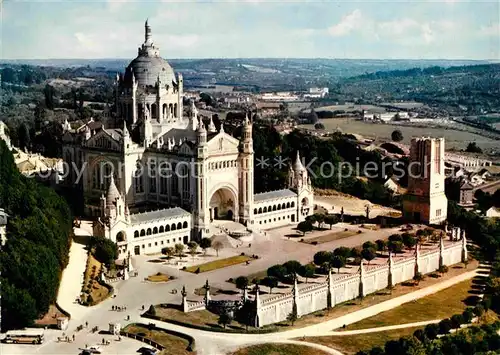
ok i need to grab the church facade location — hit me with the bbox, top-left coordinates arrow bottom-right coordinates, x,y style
62,21 -> 314,259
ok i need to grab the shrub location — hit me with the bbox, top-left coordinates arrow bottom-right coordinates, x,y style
462,308 -> 474,323
195,268 -> 200,274
438,318 -> 452,334
474,305 -> 485,317
182,266 -> 187,270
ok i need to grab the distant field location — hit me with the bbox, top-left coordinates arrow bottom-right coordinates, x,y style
300,119 -> 500,151
380,102 -> 425,109
313,104 -> 386,113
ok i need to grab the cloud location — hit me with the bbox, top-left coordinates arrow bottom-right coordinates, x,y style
327,9 -> 363,37
479,24 -> 500,37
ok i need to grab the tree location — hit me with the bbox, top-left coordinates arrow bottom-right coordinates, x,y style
261,276 -> 279,294
324,215 -> 338,229
286,303 -> 298,325
18,123 -> 31,151
473,304 -> 484,317
297,220 -> 313,235
331,255 -> 346,273
388,240 -> 404,253
462,308 -> 474,323
236,301 -> 255,330
314,213 -> 325,228
298,264 -> 315,283
267,265 -> 287,281
313,251 -> 333,268
391,129 -> 403,142
413,328 -> 426,342
334,247 -> 351,259
147,305 -> 156,316
218,312 -> 233,329
466,142 -> 482,153
438,265 -> 449,274
235,276 -> 249,291
187,242 -> 198,260
450,314 -> 464,329
161,246 -> 174,259
283,260 -> 302,278
212,240 -> 224,257
424,323 -> 439,340
361,248 -> 376,265
413,272 -> 424,285
438,318 -> 452,334
309,109 -> 319,124
200,238 -> 212,255
376,239 -> 387,254
314,122 -> 325,130
363,241 -> 377,251
403,234 -> 417,249
174,243 -> 185,260
89,236 -> 118,266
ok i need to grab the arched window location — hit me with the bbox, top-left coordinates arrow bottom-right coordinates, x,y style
273,205 -> 277,211
174,103 -> 178,118
153,227 -> 158,234
268,206 -> 272,212
258,208 -> 262,214
116,232 -> 125,242
182,221 -> 188,229
277,204 -> 281,210
140,229 -> 146,236
166,225 -> 170,232
134,231 -> 139,238
162,103 -> 167,119
263,207 -> 267,213
177,222 -> 182,230
291,201 -> 295,208
146,228 -> 152,235
282,203 -> 286,209
286,202 -> 291,208
254,208 -> 257,215
159,226 -> 164,233
171,223 -> 176,231
151,103 -> 157,119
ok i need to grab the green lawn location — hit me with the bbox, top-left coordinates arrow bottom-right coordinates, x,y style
346,279 -> 474,330
184,255 -> 252,273
122,324 -> 191,355
230,343 -> 330,355
305,327 -> 421,355
303,230 -> 358,244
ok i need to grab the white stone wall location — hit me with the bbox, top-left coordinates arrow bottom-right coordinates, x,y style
253,197 -> 297,229
256,242 -> 464,327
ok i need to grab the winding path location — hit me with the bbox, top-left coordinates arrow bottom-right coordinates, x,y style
131,269 -> 479,354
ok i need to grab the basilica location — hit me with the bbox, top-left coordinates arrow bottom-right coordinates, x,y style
62,21 -> 314,260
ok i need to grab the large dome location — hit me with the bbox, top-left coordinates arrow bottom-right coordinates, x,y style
127,55 -> 177,87
124,20 -> 177,88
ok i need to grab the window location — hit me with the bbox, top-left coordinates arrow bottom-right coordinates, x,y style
149,161 -> 157,194
134,161 -> 144,193
436,209 -> 442,217
134,231 -> 139,238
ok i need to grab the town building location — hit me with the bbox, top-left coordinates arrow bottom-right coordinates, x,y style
403,137 -> 448,225
61,21 -> 314,260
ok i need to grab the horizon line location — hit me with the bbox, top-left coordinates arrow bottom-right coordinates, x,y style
1,57 -> 498,62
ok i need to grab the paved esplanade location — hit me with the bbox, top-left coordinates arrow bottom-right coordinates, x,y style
2,224 -> 469,355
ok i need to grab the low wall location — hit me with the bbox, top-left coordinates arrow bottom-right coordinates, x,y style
256,241 -> 464,327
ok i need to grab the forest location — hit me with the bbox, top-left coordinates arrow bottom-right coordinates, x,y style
0,139 -> 73,330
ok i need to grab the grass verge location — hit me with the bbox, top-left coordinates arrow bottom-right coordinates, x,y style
230,343 -> 331,355
122,324 -> 192,355
184,255 -> 252,273
305,327 -> 421,355
345,279 -> 475,330
303,230 -> 358,244
146,272 -> 172,283
81,253 -> 109,306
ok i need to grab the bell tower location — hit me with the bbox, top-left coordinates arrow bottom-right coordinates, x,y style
403,137 -> 448,225
239,113 -> 254,226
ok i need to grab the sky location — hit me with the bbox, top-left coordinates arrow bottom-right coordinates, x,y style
1,0 -> 499,60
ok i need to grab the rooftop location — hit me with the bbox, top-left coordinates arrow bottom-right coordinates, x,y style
254,189 -> 297,202
129,207 -> 190,224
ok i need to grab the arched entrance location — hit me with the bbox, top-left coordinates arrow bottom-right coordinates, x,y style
209,187 -> 236,221
116,231 -> 126,243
